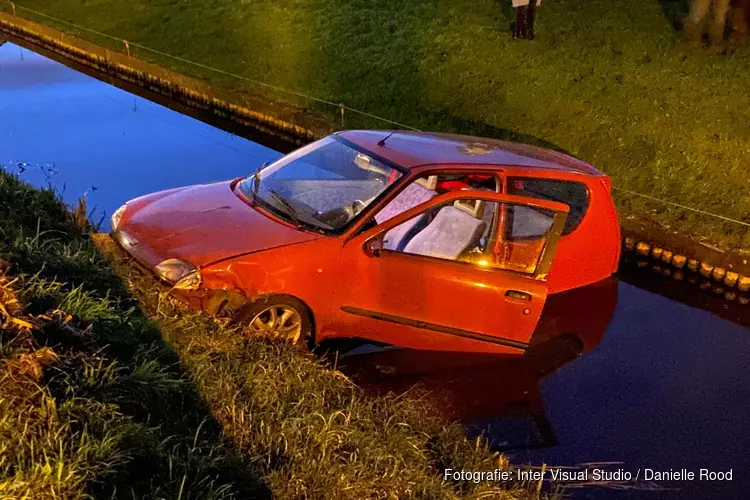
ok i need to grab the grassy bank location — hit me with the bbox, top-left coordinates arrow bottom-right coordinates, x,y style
0,172 -> 546,497
4,0 -> 750,249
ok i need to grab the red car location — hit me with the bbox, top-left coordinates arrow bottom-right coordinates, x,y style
111,131 -> 621,354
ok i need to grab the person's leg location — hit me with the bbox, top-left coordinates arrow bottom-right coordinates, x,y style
710,0 -> 731,43
685,0 -> 711,40
514,6 -> 528,39
740,0 -> 750,35
729,0 -> 750,48
526,0 -> 537,40
689,0 -> 712,24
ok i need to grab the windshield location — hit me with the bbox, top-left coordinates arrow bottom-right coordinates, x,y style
239,136 -> 403,232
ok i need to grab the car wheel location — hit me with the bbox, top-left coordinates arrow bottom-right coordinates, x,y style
235,295 -> 313,345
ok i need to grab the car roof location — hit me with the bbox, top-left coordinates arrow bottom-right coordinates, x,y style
337,130 -> 605,176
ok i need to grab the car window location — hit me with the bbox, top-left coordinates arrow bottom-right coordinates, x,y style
499,205 -> 556,274
374,172 -> 499,226
508,205 -> 554,239
507,178 -> 588,235
380,198 -> 556,276
271,141 -> 377,181
239,137 -> 403,232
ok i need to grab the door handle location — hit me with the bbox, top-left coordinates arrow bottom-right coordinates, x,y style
505,290 -> 532,302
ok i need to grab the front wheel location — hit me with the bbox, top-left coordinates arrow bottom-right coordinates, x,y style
234,295 -> 313,345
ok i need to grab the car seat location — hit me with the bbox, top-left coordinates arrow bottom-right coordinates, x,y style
449,187 -> 497,251
403,201 -> 487,261
378,177 -> 438,251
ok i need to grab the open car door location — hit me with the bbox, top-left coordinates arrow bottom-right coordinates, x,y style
337,190 -> 569,354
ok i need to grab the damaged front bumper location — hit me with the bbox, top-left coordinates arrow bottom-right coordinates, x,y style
103,231 -> 247,317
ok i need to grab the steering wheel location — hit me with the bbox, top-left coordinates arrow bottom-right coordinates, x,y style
316,200 -> 367,228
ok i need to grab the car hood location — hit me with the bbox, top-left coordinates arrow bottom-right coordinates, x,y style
121,181 -> 323,267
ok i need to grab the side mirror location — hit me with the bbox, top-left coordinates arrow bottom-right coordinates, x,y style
364,237 -> 383,257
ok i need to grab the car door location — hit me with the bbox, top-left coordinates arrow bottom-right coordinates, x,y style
337,190 -> 569,354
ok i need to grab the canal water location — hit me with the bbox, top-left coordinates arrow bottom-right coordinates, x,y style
0,42 -> 281,222
1,42 -> 748,499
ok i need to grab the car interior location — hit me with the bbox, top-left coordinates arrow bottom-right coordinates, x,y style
376,172 -> 555,275
402,198 -> 490,261
379,173 -> 498,259
377,176 -> 440,251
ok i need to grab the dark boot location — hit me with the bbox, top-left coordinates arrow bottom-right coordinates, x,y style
514,6 -> 528,39
527,0 -> 537,40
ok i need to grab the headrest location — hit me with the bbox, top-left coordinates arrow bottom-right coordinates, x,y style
453,198 -> 484,219
354,153 -> 389,177
415,175 -> 438,190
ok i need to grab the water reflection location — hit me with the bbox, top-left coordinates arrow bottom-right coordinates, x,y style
338,278 -> 617,451
0,42 -> 281,221
619,254 -> 750,329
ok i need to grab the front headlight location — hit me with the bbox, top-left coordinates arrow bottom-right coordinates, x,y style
111,204 -> 127,232
154,258 -> 201,289
173,271 -> 202,291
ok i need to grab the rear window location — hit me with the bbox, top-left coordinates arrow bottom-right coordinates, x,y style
507,178 -> 589,235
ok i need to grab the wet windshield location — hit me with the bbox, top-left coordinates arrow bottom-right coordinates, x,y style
239,136 -> 403,232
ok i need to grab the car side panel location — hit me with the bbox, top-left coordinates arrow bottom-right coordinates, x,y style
492,167 -> 620,294
200,238 -> 541,352
335,250 -> 548,354
545,179 -> 620,293
200,238 -> 350,339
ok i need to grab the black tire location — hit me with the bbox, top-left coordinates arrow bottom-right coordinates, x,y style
233,294 -> 314,347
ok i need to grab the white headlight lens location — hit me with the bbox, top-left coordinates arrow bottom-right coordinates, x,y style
174,272 -> 202,290
154,258 -> 199,285
111,204 -> 127,231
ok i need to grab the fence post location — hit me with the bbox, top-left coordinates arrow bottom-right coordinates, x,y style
124,40 -> 130,57
339,103 -> 345,128
11,2 -> 16,15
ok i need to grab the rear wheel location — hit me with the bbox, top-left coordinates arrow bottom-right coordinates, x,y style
235,295 -> 313,345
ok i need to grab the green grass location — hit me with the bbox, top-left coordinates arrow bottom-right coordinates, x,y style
5,0 -> 750,249
0,171 -> 548,497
